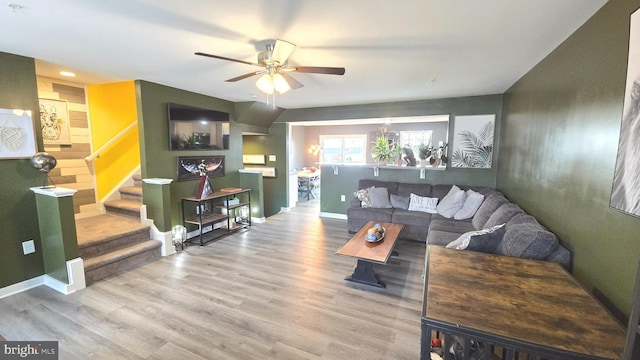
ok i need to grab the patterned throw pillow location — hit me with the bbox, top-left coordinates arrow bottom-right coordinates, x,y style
354,186 -> 374,208
446,223 -> 506,253
408,193 -> 439,213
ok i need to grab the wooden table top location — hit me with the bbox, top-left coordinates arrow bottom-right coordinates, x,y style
336,221 -> 404,264
424,246 -> 626,359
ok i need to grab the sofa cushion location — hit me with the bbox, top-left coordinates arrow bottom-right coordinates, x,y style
390,194 -> 410,210
431,184 -> 454,200
453,190 -> 485,220
472,192 -> 508,230
354,187 -> 373,208
484,202 -> 524,229
544,245 -> 570,269
427,229 -> 463,246
408,193 -> 438,213
346,207 -> 395,233
446,223 -> 506,253
358,180 -> 398,195
397,182 -> 432,197
436,185 -> 467,218
391,209 -> 432,227
495,214 -> 558,260
368,187 -> 392,208
429,216 -> 475,234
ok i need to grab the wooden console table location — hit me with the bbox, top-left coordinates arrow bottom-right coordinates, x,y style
421,246 -> 626,360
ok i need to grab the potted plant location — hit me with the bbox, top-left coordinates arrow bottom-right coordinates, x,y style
429,143 -> 448,167
418,143 -> 432,167
371,135 -> 398,165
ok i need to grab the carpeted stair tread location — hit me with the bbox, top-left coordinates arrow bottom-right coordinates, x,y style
76,213 -> 149,247
104,199 -> 142,218
83,240 -> 161,272
119,186 -> 142,197
104,199 -> 142,211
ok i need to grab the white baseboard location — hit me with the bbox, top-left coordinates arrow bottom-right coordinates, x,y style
319,212 -> 348,220
0,258 -> 86,298
141,204 -> 175,257
44,257 -> 86,295
0,276 -> 44,299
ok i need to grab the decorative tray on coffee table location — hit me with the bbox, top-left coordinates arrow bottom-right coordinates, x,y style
365,224 -> 386,243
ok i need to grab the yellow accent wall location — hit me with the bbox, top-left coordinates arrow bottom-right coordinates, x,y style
87,81 -> 140,200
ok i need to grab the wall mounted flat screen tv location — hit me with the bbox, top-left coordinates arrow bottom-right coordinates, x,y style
168,103 -> 230,150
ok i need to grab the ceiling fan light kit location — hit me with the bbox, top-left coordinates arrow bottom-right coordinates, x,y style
195,39 -> 345,108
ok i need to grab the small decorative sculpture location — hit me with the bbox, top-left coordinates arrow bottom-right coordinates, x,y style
180,158 -> 223,199
403,146 -> 417,167
30,152 -> 57,188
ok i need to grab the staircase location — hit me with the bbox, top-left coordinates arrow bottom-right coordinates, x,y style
76,175 -> 161,285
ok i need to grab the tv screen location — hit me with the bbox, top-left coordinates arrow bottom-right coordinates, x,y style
168,103 -> 230,150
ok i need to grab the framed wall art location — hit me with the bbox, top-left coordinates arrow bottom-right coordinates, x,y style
611,7 -> 640,217
177,155 -> 225,181
0,108 -> 37,159
451,114 -> 495,168
39,98 -> 71,145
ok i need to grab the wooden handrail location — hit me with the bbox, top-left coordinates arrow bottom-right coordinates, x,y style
84,121 -> 137,161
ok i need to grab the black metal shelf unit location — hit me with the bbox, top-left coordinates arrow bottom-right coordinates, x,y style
181,188 -> 251,246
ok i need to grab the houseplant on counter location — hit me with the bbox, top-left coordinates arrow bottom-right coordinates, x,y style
372,135 -> 401,165
418,143 -> 448,167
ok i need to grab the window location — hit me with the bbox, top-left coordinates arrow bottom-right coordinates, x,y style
399,130 -> 433,156
319,134 -> 367,164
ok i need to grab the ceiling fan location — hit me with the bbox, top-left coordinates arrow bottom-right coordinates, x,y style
195,39 -> 345,95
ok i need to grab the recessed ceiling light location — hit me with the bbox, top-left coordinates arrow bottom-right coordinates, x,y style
59,71 -> 76,77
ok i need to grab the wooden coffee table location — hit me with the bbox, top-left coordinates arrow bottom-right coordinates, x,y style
335,221 -> 404,288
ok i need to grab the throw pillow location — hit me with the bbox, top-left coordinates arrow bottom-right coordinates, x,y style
354,186 -> 373,208
436,185 -> 467,218
408,193 -> 438,213
368,187 -> 392,208
445,223 -> 506,253
453,190 -> 485,220
390,194 -> 410,210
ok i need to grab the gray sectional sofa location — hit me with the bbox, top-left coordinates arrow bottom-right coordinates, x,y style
347,179 -> 571,268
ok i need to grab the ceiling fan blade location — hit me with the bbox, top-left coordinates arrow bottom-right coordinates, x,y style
271,39 -> 296,64
279,72 -> 304,89
293,66 -> 346,75
195,52 -> 260,67
225,71 -> 262,82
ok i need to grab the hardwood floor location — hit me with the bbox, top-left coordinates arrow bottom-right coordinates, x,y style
0,201 -> 426,359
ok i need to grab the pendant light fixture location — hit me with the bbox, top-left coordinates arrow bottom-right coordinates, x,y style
255,72 -> 291,109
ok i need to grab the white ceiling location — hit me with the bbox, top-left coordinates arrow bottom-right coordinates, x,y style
2,0 -> 606,109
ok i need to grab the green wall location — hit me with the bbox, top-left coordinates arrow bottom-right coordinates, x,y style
276,95 -> 504,215
34,194 -> 78,283
242,123 -> 289,217
499,0 -> 640,318
0,52 -> 46,288
135,80 -> 245,228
